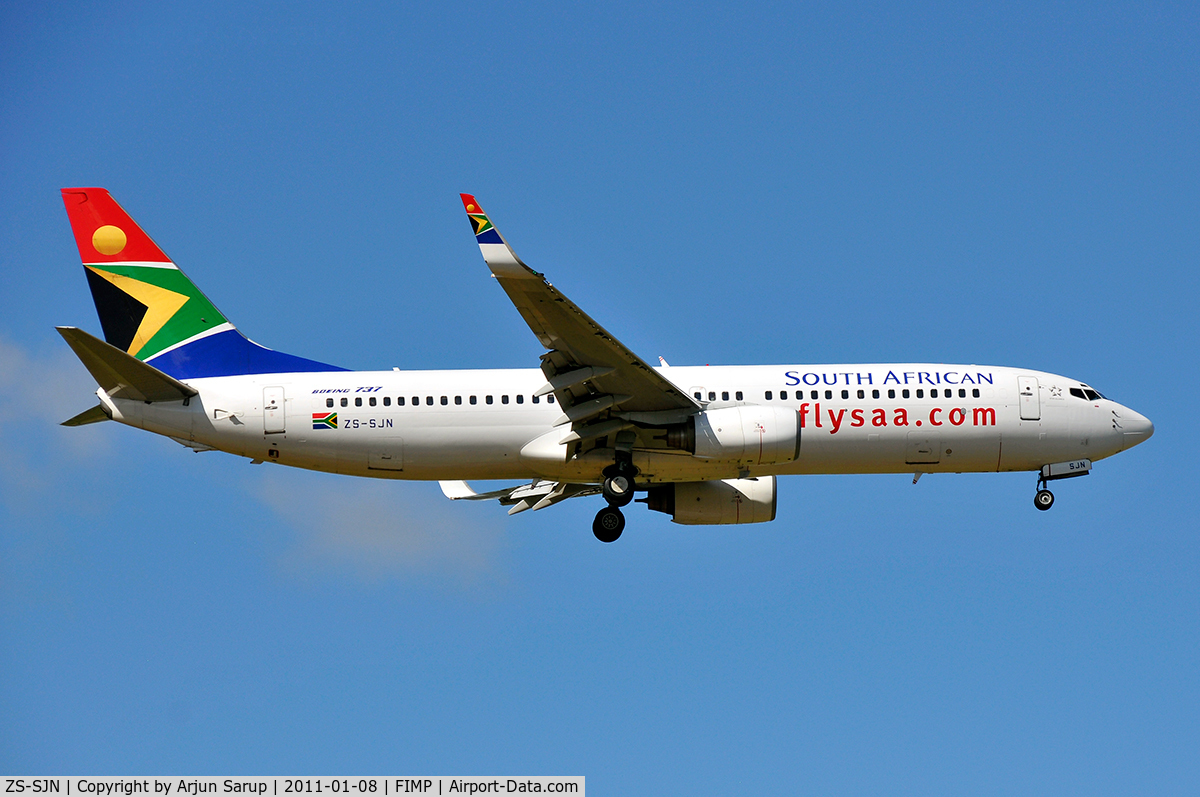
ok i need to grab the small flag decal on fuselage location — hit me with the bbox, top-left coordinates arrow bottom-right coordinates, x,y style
312,412 -> 337,429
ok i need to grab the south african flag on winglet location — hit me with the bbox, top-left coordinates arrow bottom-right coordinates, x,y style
312,412 -> 337,430
468,213 -> 493,236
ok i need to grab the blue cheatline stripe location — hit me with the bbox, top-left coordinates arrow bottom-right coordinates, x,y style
147,328 -> 347,379
475,229 -> 503,244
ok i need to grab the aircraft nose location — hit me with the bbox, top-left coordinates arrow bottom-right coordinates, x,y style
1119,407 -> 1154,450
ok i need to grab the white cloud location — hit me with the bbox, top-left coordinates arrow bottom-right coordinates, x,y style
0,333 -> 112,505
255,472 -> 510,588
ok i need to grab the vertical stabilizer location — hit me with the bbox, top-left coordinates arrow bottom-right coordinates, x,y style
61,188 -> 345,379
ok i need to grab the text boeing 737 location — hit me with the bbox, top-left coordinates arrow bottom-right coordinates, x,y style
57,188 -> 1153,541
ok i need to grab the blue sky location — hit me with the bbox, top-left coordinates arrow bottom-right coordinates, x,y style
2,1 -> 1197,792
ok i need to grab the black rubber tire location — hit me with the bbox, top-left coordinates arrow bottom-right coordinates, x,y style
593,506 -> 626,542
1034,489 -> 1055,511
602,474 -> 635,507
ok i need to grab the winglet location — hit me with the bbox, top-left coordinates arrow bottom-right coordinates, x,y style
459,193 -> 536,279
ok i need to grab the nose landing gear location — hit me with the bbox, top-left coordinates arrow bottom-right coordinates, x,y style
1032,459 -> 1091,511
593,455 -> 638,542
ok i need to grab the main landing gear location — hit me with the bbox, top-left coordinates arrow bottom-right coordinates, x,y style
593,455 -> 638,543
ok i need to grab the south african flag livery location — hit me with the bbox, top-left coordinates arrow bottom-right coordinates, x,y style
312,412 -> 337,430
61,188 -> 347,381
461,194 -> 504,244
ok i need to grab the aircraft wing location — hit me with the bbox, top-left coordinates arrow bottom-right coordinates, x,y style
460,195 -> 700,438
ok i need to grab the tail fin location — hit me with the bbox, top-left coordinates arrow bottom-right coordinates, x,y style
61,188 -> 345,379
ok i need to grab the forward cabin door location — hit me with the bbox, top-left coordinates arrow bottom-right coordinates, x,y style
263,386 -> 286,434
1018,376 -> 1040,421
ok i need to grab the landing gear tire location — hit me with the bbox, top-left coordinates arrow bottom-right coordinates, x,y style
1034,489 -> 1055,511
602,474 -> 635,507
593,506 -> 625,542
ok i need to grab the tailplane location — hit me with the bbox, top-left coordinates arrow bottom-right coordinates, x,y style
60,188 -> 344,379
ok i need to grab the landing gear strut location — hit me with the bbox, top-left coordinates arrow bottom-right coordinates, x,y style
593,451 -> 638,542
1034,472 -> 1055,511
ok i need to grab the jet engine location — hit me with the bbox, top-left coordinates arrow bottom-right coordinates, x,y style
663,407 -> 800,466
642,476 -> 777,525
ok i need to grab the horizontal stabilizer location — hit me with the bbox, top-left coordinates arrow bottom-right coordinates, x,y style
57,326 -> 198,402
61,404 -> 111,426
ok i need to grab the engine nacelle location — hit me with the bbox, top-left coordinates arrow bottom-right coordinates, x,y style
643,477 -> 777,525
693,406 -> 799,465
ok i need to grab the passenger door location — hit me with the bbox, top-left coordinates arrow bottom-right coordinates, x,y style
1018,376 -> 1040,421
263,386 -> 286,434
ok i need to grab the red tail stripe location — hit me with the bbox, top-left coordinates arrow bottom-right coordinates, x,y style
61,188 -> 171,263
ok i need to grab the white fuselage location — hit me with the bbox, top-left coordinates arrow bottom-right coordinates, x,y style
96,363 -> 1149,483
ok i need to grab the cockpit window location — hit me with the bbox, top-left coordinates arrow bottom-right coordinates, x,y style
1070,388 -> 1086,400
1084,389 -> 1102,401
1073,386 -> 1105,401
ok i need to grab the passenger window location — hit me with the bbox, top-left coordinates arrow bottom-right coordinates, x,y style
516,395 -> 524,404
398,397 -> 406,406
857,389 -> 865,399
426,396 -> 433,405
825,390 -> 832,400
440,396 -> 448,405
808,390 -> 816,400
341,397 -> 348,407
902,389 -> 910,399
872,389 -> 879,399
972,388 -> 980,398
369,396 -> 376,407
765,391 -> 773,400
470,396 -> 477,405
547,395 -> 555,404
722,391 -> 729,401
958,389 -> 966,398
355,397 -> 363,407
841,390 -> 849,400
383,396 -> 391,406
455,396 -> 462,405
502,395 -> 509,404
486,395 -> 493,405
709,391 -> 716,401
326,398 -> 334,408
887,390 -> 895,399
412,396 -> 419,406
780,390 -> 788,400
735,391 -> 743,401
916,389 -> 924,399
532,395 -> 540,404
694,392 -> 702,400
931,389 -> 938,398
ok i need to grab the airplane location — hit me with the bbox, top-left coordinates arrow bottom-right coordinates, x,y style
57,188 -> 1154,542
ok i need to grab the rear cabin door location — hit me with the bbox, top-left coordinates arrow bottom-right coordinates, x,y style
1018,376 -> 1040,421
264,386 -> 286,434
